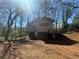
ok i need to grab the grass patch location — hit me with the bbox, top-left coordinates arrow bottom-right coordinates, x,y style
0,37 -> 5,41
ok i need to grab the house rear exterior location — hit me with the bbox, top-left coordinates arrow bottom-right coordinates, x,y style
26,16 -> 62,39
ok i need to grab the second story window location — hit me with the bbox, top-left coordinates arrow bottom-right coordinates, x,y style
41,23 -> 49,27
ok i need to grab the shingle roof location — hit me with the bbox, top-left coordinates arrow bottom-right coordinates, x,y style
27,16 -> 54,26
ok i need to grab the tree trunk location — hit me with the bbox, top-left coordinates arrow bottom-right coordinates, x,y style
5,23 -> 10,41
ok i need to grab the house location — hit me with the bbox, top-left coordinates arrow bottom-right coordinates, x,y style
26,16 -> 62,38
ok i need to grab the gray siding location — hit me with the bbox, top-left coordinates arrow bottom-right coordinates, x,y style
27,17 -> 54,33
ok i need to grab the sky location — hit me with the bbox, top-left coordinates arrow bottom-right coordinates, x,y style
10,0 -> 41,14
10,0 -> 33,12
10,0 -> 79,25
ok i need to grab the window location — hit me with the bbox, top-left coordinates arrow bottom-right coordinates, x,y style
41,23 -> 49,27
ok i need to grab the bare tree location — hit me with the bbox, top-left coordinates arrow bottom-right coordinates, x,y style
0,0 -> 23,41
61,1 -> 79,32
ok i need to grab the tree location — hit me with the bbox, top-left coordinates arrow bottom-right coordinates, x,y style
62,1 -> 79,32
48,0 -> 62,31
62,2 -> 73,32
36,0 -> 51,17
73,13 -> 79,25
65,6 -> 72,31
0,0 -> 23,41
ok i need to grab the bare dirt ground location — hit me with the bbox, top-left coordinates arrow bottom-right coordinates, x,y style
0,32 -> 79,59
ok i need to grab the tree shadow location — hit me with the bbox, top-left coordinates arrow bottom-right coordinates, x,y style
0,44 -> 11,59
31,33 -> 79,45
0,43 -> 22,59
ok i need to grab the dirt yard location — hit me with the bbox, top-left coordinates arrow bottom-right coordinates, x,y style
0,32 -> 79,59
